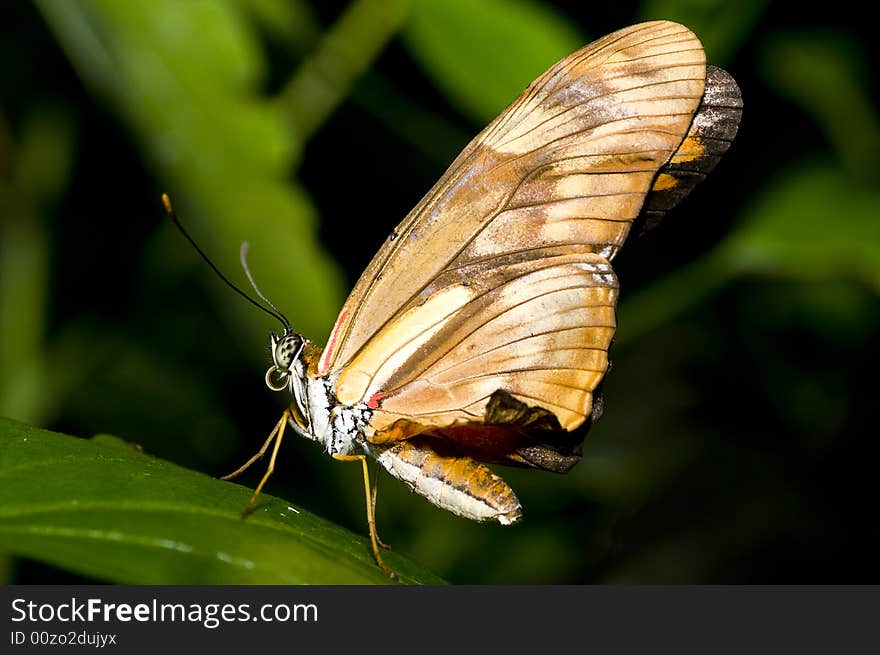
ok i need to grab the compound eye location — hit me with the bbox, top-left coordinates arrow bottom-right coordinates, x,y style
265,366 -> 289,391
274,335 -> 301,370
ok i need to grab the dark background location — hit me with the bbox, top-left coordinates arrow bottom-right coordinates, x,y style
2,0 -> 878,583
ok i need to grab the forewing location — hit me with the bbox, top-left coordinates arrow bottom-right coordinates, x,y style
319,20 -> 707,376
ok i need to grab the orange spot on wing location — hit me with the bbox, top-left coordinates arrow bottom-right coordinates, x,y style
651,172 -> 679,191
668,135 -> 705,164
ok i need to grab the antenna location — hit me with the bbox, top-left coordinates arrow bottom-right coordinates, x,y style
162,193 -> 291,330
240,242 -> 291,329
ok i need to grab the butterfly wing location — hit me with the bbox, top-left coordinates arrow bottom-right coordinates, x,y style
319,21 -> 706,374
318,21 -> 710,455
339,252 -> 617,433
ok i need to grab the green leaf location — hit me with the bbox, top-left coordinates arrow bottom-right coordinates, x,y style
0,417 -> 445,584
402,0 -> 584,123
759,30 -> 880,180
35,0 -> 346,343
726,162 -> 880,291
618,162 -> 880,347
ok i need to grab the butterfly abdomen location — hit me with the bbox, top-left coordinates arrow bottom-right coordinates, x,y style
372,440 -> 523,524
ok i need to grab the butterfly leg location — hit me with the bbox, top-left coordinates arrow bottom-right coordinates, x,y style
220,409 -> 290,519
371,462 -> 391,550
220,409 -> 289,481
332,453 -> 395,578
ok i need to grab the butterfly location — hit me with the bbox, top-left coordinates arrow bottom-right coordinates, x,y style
170,20 -> 742,577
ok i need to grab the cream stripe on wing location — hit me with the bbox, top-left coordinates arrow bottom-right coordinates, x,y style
334,284 -> 474,405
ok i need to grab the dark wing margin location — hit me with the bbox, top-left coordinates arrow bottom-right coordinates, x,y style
638,65 -> 743,233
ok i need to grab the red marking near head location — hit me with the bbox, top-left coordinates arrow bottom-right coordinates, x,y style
318,309 -> 348,375
366,391 -> 389,409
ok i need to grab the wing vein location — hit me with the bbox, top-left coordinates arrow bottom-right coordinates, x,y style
486,24 -> 694,143
498,79 -> 703,149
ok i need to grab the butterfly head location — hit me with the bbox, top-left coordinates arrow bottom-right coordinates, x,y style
265,328 -> 327,444
265,329 -> 306,392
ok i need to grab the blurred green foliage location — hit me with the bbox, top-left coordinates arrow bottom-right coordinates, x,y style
0,417 -> 440,584
0,0 -> 878,583
403,0 -> 584,121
